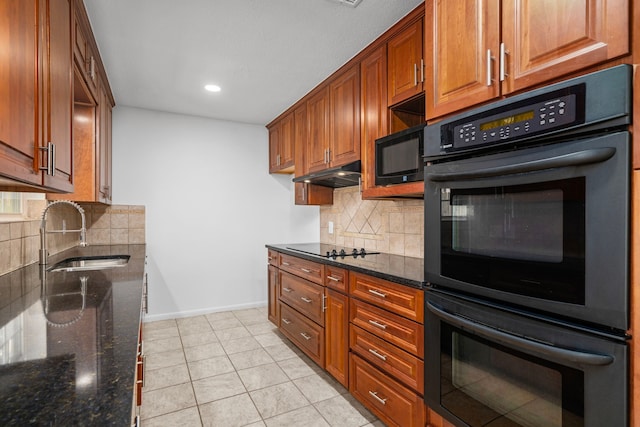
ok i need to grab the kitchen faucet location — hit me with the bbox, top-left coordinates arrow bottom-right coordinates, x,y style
39,200 -> 88,265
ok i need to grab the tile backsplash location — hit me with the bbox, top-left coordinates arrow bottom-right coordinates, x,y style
0,202 -> 145,276
320,186 -> 424,258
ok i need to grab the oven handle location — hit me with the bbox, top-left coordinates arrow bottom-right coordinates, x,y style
426,147 -> 616,182
427,301 -> 614,367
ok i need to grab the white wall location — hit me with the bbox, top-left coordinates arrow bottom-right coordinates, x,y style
112,106 -> 319,321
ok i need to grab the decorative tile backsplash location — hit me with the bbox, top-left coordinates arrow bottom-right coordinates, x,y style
0,203 -> 145,276
320,187 -> 424,258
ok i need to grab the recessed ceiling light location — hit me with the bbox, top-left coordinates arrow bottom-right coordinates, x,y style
204,84 -> 221,93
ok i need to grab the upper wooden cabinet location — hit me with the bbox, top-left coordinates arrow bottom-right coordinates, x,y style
425,0 -> 630,119
268,111 -> 294,173
0,0 -> 73,192
48,0 -> 114,204
306,64 -> 361,174
387,19 -> 424,107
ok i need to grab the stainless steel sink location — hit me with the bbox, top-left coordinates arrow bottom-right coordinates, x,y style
48,255 -> 130,272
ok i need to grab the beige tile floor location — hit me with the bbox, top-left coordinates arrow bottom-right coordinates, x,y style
140,307 -> 386,427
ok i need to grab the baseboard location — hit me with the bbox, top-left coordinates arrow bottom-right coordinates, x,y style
143,300 -> 268,323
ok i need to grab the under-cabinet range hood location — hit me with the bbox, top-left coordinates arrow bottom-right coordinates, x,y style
292,161 -> 361,188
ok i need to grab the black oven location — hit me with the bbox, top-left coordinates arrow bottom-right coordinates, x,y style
424,65 -> 631,332
425,290 -> 628,427
423,65 -> 631,427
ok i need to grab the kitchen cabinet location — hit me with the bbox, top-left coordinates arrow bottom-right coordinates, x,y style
348,271 -> 424,427
0,0 -> 73,192
267,250 -> 279,326
48,0 -> 114,204
324,266 -> 349,387
294,182 -> 333,206
387,19 -> 424,107
425,0 -> 629,119
306,65 -> 360,174
268,111 -> 294,174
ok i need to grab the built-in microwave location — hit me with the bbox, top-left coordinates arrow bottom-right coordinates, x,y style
375,124 -> 425,186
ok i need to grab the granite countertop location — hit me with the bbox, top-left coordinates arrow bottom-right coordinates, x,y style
0,244 -> 146,426
266,243 -> 425,289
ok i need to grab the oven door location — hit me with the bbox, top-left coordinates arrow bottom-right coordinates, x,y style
424,131 -> 629,330
425,290 -> 627,427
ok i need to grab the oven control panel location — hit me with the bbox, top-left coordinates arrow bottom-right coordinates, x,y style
432,83 -> 587,157
451,94 -> 576,149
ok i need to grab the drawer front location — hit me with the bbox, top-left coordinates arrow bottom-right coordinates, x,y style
349,272 -> 423,323
280,304 -> 325,367
350,354 -> 425,427
280,254 -> 324,284
267,249 -> 279,266
279,271 -> 325,326
350,298 -> 423,357
350,325 -> 423,394
325,265 -> 348,293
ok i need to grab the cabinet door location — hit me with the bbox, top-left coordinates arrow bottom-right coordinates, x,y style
293,104 -> 307,177
268,122 -> 281,172
306,87 -> 330,173
425,0 -> 500,119
41,0 -> 73,192
325,289 -> 349,387
98,81 -> 113,203
294,182 -> 333,206
387,19 -> 424,106
279,112 -> 295,170
0,0 -> 41,186
329,64 -> 360,168
360,45 -> 388,193
501,0 -> 629,94
268,264 -> 279,326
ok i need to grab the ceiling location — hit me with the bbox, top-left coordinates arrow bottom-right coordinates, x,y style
82,0 -> 423,126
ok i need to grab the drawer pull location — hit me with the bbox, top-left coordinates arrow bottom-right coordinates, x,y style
368,320 -> 387,330
300,297 -> 312,303
282,318 -> 291,325
368,289 -> 387,298
283,287 -> 293,293
282,261 -> 291,266
300,332 -> 312,340
368,391 -> 387,405
327,275 -> 341,282
368,348 -> 387,361
301,268 -> 312,273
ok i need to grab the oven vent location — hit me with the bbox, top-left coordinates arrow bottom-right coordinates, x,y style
328,0 -> 364,7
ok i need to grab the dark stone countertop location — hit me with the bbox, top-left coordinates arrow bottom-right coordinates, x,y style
0,244 -> 146,426
266,243 -> 425,289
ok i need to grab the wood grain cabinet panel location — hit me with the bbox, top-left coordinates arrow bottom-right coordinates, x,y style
350,324 -> 423,394
350,298 -> 423,357
388,19 -> 424,106
349,272 -> 424,323
279,271 -> 325,326
350,354 -> 425,427
280,303 -> 325,367
279,254 -> 324,285
325,266 -> 348,293
268,264 -> 279,326
325,289 -> 349,387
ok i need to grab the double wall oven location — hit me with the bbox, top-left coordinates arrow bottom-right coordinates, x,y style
423,65 -> 631,427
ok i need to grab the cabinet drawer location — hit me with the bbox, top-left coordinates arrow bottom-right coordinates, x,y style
280,304 -> 325,367
325,265 -> 348,293
350,325 -> 423,394
350,272 -> 423,323
279,271 -> 325,326
280,254 -> 324,285
350,354 -> 425,427
350,298 -> 423,357
267,249 -> 279,266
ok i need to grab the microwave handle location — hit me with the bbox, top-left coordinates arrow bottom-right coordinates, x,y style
427,301 -> 614,367
426,147 -> 615,182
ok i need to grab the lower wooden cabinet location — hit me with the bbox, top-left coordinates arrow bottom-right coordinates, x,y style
325,289 -> 349,387
350,354 -> 425,427
280,303 -> 325,366
267,264 -> 279,326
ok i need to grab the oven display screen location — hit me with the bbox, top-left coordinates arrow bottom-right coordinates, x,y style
479,110 -> 535,131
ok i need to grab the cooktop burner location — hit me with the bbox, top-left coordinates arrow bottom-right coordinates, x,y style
286,243 -> 380,259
